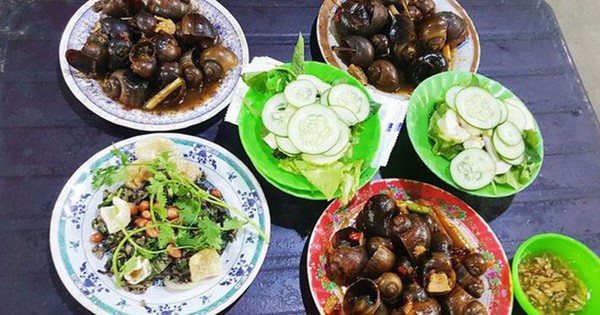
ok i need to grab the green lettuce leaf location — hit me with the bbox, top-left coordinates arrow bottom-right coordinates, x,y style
293,160 -> 346,199
428,103 -> 464,159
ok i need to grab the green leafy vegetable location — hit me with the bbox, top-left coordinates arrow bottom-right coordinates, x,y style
428,103 -> 465,159
222,217 -> 247,231
291,33 -> 304,76
157,224 -> 174,248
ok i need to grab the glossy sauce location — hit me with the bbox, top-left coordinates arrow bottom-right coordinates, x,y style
116,81 -> 220,114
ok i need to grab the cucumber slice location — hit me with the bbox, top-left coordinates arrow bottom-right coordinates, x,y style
287,104 -> 341,155
275,136 -> 300,155
496,121 -> 522,146
323,122 -> 350,156
501,154 -> 524,166
320,89 -> 331,105
302,145 -> 348,166
328,84 -> 370,122
284,80 -> 318,107
498,99 -> 509,124
331,106 -> 359,126
455,87 -> 503,129
445,86 -> 464,110
263,133 -> 277,150
492,129 -> 525,160
495,160 -> 512,175
261,93 -> 296,137
505,103 -> 528,132
505,98 -> 535,130
450,148 -> 496,190
297,74 -> 332,94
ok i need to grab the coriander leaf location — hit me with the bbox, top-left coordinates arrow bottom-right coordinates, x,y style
157,224 -> 174,248
291,33 -> 305,76
197,217 -> 223,251
175,196 -> 201,225
222,217 -> 247,231
91,165 -> 130,190
110,148 -> 131,166
174,230 -> 202,249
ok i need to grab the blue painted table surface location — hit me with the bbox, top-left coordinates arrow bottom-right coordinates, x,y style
0,0 -> 599,314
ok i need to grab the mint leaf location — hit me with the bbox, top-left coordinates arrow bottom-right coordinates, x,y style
291,33 -> 305,77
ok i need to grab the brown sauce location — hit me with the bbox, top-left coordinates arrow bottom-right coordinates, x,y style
149,81 -> 220,114
116,80 -> 221,114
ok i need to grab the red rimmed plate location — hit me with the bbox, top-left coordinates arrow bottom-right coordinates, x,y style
307,179 -> 512,314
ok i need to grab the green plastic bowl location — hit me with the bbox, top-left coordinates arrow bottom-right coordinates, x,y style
406,71 -> 544,197
512,234 -> 600,314
238,61 -> 381,200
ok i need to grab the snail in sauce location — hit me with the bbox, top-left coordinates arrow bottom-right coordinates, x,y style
327,195 -> 490,314
331,0 -> 469,92
66,1 -> 239,113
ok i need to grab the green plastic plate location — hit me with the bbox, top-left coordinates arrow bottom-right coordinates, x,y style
238,61 -> 381,200
406,71 -> 544,197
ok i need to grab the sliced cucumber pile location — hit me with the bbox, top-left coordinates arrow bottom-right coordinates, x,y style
432,83 -> 539,190
261,76 -> 371,165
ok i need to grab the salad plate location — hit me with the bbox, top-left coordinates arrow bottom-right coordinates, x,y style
59,0 -> 249,131
307,179 -> 513,314
238,54 -> 381,201
407,71 -> 544,197
49,133 -> 270,315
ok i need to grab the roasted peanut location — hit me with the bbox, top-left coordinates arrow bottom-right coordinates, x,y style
145,222 -> 159,238
139,200 -> 150,211
90,232 -> 104,243
209,188 -> 222,199
166,244 -> 182,259
134,217 -> 148,227
141,210 -> 152,219
167,207 -> 179,220
129,202 -> 139,216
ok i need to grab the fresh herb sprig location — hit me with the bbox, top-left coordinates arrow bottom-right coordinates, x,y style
92,149 -> 269,287
241,33 -> 305,95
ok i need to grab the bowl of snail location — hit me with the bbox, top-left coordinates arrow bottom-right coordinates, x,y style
406,71 -> 544,197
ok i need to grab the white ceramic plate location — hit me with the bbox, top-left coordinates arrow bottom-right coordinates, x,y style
317,0 -> 480,100
49,134 -> 270,315
59,1 -> 249,131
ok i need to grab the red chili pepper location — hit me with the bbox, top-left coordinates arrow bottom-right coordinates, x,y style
349,232 -> 362,242
397,265 -> 408,275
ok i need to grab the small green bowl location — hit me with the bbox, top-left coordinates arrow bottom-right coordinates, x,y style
406,71 -> 544,197
238,61 -> 381,200
512,234 -> 600,314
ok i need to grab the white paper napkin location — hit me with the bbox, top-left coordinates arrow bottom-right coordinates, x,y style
225,57 -> 408,168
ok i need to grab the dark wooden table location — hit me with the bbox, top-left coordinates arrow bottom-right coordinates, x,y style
1,0 -> 599,314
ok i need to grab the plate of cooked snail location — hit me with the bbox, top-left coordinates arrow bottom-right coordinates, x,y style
59,0 -> 249,131
317,0 -> 479,98
307,179 -> 512,314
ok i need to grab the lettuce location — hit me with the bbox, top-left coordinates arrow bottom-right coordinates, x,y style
428,103 -> 465,159
279,158 -> 363,203
494,130 -> 542,189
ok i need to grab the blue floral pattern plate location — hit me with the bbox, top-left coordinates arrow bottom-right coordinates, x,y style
49,134 -> 270,315
59,1 -> 249,131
